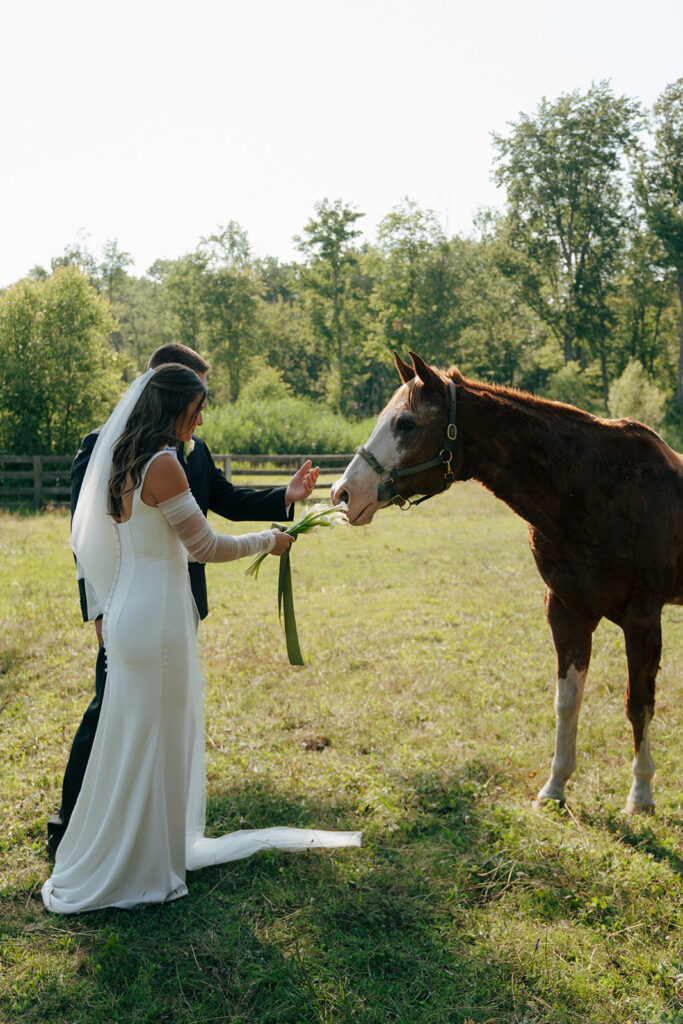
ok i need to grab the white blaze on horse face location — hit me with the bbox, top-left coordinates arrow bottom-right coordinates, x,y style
536,665 -> 586,804
331,402 -> 403,526
626,708 -> 655,813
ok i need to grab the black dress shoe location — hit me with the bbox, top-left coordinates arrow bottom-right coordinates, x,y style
47,811 -> 65,853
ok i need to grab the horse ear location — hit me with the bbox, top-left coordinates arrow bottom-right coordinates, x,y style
394,352 -> 415,384
409,351 -> 444,392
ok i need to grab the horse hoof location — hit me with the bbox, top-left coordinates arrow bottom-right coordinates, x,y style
625,800 -> 655,816
533,796 -> 565,811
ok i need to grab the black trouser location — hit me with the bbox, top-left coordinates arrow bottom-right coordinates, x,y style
55,644 -> 107,832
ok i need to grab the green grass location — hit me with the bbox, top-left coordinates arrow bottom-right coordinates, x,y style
1,483 -> 682,1024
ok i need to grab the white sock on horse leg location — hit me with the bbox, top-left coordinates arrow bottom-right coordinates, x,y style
537,665 -> 586,803
626,708 -> 655,813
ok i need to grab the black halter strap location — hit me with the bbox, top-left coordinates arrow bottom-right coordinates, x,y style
355,379 -> 458,510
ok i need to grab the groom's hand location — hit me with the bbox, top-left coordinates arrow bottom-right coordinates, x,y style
285,460 -> 319,504
95,617 -> 104,647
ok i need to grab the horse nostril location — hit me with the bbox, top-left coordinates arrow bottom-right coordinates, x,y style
331,483 -> 349,506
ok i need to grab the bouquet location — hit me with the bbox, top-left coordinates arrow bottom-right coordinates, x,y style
245,503 -> 348,664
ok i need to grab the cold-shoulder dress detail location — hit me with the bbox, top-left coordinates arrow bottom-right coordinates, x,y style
43,451 -> 360,914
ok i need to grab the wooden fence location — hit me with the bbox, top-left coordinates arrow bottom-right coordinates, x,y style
0,453 -> 354,508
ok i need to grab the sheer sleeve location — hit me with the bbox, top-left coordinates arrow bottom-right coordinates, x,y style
158,489 -> 276,563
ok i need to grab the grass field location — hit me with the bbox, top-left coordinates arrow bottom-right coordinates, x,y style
1,483 -> 683,1024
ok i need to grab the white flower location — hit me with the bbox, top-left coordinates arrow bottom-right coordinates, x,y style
184,438 -> 195,459
290,503 -> 349,533
244,502 -> 348,578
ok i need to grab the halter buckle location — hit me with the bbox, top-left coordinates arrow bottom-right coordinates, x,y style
392,495 -> 411,510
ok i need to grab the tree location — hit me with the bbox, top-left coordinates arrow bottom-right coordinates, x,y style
255,262 -> 329,402
295,198 -> 364,412
199,221 -> 251,271
50,236 -> 99,284
455,226 -> 549,390
609,227 -> 678,381
159,252 -> 210,353
197,223 -> 261,403
202,264 -> 261,403
99,239 -> 133,304
106,273 -> 177,375
492,82 -> 642,408
0,266 -> 118,453
374,198 -> 464,365
635,78 -> 683,406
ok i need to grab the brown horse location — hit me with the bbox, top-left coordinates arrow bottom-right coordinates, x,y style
331,351 -> 683,813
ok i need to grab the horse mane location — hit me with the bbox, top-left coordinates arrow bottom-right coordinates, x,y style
397,361 -> 678,466
403,362 -> 598,420
444,365 -> 602,425
442,365 -> 675,448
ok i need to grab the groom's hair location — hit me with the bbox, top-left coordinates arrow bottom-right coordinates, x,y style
148,343 -> 209,375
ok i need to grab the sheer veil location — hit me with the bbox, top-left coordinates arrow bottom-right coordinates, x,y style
71,369 -> 155,615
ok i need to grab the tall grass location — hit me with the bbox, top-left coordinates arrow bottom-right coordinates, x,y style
1,485 -> 682,1023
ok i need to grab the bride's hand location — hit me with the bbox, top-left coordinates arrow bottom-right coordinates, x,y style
270,529 -> 295,556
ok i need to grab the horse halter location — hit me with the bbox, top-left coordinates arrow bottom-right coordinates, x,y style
355,379 -> 458,510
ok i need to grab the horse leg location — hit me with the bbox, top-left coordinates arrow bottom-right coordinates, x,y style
536,592 -> 597,805
622,604 -> 662,815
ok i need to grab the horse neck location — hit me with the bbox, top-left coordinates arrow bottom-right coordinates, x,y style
457,380 -> 581,537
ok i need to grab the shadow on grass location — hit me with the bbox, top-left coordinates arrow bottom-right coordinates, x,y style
593,806 -> 683,877
2,758 -> 681,1024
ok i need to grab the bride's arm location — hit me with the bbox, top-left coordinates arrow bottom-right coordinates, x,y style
145,453 -> 293,563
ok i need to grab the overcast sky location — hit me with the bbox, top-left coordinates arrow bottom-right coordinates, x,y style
1,0 -> 681,288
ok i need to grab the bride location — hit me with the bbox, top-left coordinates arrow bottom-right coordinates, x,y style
43,364 -> 360,914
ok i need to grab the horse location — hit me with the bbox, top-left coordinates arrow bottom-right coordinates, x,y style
331,351 -> 683,814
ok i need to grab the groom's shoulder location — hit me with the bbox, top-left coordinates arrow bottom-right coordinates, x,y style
70,429 -> 103,489
72,428 -> 101,468
192,435 -> 216,465
77,427 -> 102,454
187,437 -> 230,493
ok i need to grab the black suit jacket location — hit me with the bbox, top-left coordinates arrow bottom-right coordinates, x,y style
71,432 -> 292,620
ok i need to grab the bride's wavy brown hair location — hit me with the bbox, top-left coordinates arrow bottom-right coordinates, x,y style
108,364 -> 206,519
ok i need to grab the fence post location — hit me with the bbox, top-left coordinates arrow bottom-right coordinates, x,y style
33,455 -> 43,507
223,455 -> 232,481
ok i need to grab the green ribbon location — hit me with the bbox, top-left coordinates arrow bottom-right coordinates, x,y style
277,547 -> 304,666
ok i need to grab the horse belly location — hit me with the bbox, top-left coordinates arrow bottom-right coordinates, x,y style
529,531 -> 632,624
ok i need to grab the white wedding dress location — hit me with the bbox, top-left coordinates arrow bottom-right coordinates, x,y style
43,451 -> 359,914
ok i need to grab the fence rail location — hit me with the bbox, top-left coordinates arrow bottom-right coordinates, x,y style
0,453 -> 354,507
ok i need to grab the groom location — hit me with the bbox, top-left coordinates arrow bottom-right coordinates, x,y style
48,342 -> 319,851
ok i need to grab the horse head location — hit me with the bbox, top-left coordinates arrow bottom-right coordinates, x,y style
331,351 -> 462,525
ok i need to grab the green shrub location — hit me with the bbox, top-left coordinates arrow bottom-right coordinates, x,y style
238,362 -> 292,404
662,403 -> 683,451
200,396 -> 375,454
608,359 -> 667,431
545,361 -> 602,412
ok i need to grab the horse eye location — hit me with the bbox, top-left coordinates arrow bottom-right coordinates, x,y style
395,416 -> 416,434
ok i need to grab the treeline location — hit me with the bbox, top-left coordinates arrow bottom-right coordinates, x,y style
1,79 -> 682,455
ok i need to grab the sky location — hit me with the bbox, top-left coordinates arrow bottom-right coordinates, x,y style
1,0 -> 682,288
